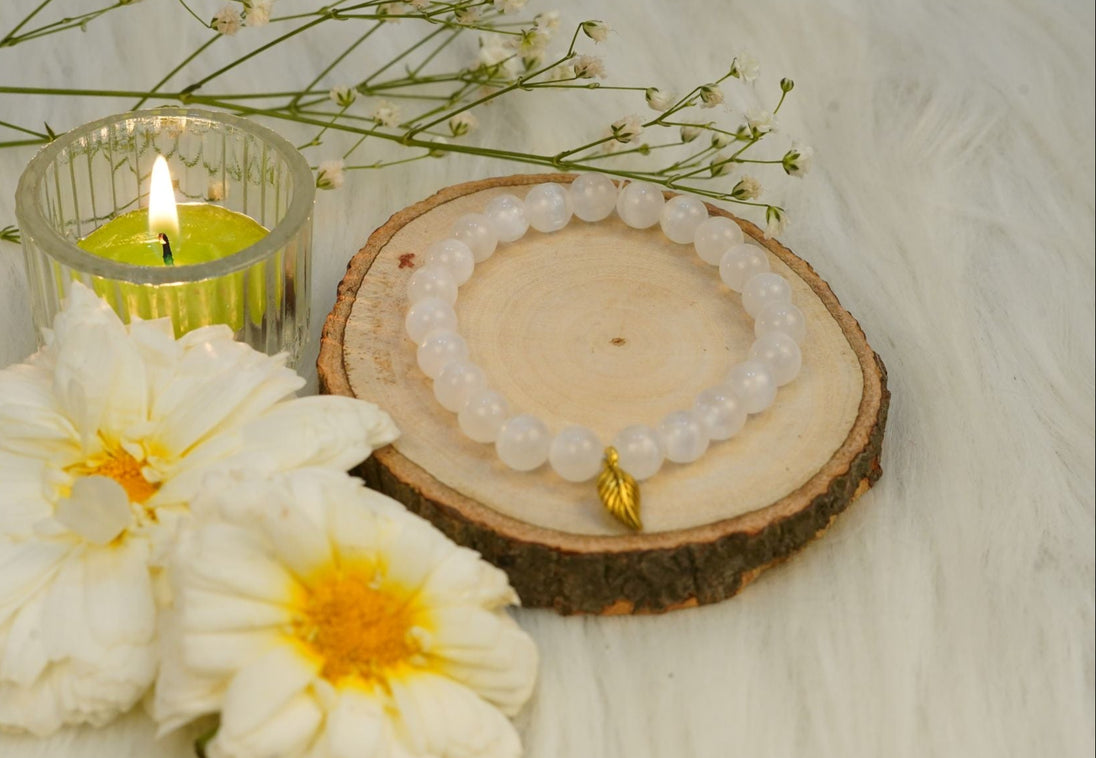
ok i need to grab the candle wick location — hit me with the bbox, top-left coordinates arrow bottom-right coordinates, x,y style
158,233 -> 175,266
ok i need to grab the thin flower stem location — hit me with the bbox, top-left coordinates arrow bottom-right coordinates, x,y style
184,16 -> 330,94
133,36 -> 220,110
346,154 -> 432,170
407,52 -> 571,138
410,27 -> 461,78
175,0 -> 208,27
0,119 -> 48,139
579,142 -> 681,162
359,25 -> 448,88
0,0 -> 53,45
289,22 -> 382,111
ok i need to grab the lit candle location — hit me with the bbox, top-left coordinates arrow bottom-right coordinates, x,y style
16,108 -> 314,365
75,155 -> 271,333
79,156 -> 267,268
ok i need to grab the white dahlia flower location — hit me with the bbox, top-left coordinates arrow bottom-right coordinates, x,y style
154,468 -> 537,758
0,284 -> 398,735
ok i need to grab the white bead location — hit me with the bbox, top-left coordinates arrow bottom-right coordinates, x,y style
424,238 -> 475,286
570,173 -> 618,221
458,388 -> 510,443
484,194 -> 529,242
741,272 -> 792,317
548,426 -> 602,482
416,330 -> 468,378
495,414 -> 550,471
755,302 -> 807,344
718,243 -> 770,292
434,360 -> 486,412
616,181 -> 665,229
658,410 -> 710,463
694,216 -> 744,264
726,359 -> 777,414
693,385 -> 748,440
611,425 -> 664,480
405,297 -> 457,344
659,195 -> 708,244
524,183 -> 573,233
451,213 -> 498,263
407,264 -> 457,305
749,332 -> 802,386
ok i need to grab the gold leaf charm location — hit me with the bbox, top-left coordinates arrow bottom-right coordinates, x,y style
597,447 -> 642,531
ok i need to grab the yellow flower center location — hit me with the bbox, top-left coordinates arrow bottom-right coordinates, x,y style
294,570 -> 420,685
70,444 -> 159,505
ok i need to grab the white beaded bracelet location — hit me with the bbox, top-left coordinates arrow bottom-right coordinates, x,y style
404,175 -> 806,530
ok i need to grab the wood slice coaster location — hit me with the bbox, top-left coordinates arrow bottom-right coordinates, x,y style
318,174 -> 889,615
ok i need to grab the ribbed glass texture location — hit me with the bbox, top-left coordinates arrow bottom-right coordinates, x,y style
15,108 -> 314,366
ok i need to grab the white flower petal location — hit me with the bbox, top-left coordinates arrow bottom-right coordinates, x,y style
180,522 -> 299,604
418,545 -> 519,610
181,630 -> 282,676
429,610 -> 538,715
211,691 -> 323,758
0,539 -> 70,628
1,587 -> 51,687
48,285 -> 149,444
53,476 -> 132,545
152,335 -> 303,455
182,588 -> 293,633
233,395 -> 399,474
83,539 -> 156,648
0,453 -> 57,537
153,608 -> 228,735
324,688 -> 389,758
389,672 -> 522,758
218,644 -> 319,740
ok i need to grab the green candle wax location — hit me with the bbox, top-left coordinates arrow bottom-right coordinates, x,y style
78,204 -> 267,265
76,204 -> 275,336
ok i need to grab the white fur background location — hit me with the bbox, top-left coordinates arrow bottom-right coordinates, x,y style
0,1 -> 1093,756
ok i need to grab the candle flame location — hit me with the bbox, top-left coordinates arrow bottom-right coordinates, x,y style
148,155 -> 180,239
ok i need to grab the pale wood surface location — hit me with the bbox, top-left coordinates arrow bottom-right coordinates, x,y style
336,177 -> 865,534
319,174 -> 888,613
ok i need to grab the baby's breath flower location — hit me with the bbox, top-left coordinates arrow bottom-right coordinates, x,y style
680,123 -> 703,142
782,144 -> 813,177
573,55 -> 606,79
315,160 -> 345,190
380,2 -> 404,21
243,0 -> 272,27
780,77 -> 795,93
581,20 -> 611,43
210,5 -> 242,35
765,206 -> 787,239
731,175 -> 762,200
494,0 -> 526,13
454,5 -> 480,24
710,131 -> 733,149
407,0 -> 430,8
329,85 -> 356,108
746,108 -> 775,135
428,136 -> 449,157
448,111 -> 479,137
534,10 -> 560,31
699,83 -> 724,108
512,27 -> 550,62
709,155 -> 732,177
610,114 -> 643,144
730,52 -> 760,82
206,179 -> 226,201
372,101 -> 401,128
477,34 -> 514,69
645,87 -> 674,111
550,62 -> 576,81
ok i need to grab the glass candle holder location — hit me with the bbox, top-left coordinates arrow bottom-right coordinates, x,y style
15,107 -> 314,365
